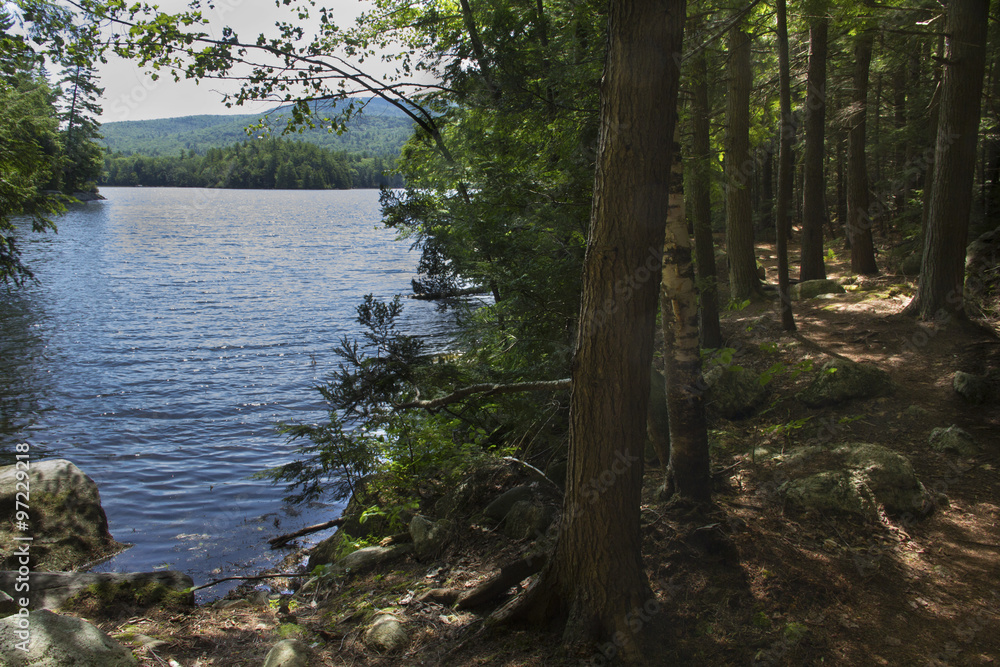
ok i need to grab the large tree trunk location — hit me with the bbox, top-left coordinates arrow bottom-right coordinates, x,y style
775,0 -> 796,331
848,30 -> 879,275
690,46 -> 722,349
906,0 -> 989,320
661,127 -> 711,502
498,0 -> 686,659
725,22 -> 761,300
799,15 -> 828,281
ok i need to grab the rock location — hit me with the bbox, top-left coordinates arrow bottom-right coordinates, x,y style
262,638 -> 313,667
483,485 -> 537,522
796,359 -> 894,408
0,590 -> 16,617
365,613 -> 408,653
308,475 -> 412,570
929,426 -> 979,457
0,459 -> 126,570
432,460 -> 522,520
839,444 -> 929,515
778,443 -> 931,520
329,544 -> 412,577
953,371 -> 991,405
965,226 -> 1000,298
130,634 -> 169,651
409,516 -> 452,561
904,404 -> 929,418
0,609 -> 136,666
0,571 -> 194,612
781,471 -> 877,518
543,459 -> 568,490
900,252 -> 922,276
789,279 -> 846,300
704,365 -> 770,419
503,501 -> 557,541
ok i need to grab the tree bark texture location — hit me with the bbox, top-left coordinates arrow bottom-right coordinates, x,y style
502,0 -> 687,659
661,126 -> 711,502
690,46 -> 722,349
775,0 -> 796,331
799,16 -> 828,281
725,22 -> 760,300
909,0 -> 989,319
848,31 -> 879,275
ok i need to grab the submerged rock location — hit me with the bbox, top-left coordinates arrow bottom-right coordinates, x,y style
0,609 -> 136,667
796,359 -> 893,408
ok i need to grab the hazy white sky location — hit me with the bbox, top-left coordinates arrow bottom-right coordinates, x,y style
97,0 -> 382,122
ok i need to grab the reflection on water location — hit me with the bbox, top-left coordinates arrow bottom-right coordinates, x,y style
0,187 -> 456,598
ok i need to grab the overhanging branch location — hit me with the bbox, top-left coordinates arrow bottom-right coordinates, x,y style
396,379 -> 571,412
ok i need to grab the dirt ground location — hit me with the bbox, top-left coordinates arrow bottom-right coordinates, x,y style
85,239 -> 999,666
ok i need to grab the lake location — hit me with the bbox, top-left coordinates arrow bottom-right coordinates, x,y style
0,187 -> 457,597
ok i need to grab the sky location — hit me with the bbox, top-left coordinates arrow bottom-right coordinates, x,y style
97,0 -> 383,122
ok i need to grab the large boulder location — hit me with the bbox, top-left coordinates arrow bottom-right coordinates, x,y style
952,371 -> 992,405
796,359 -> 894,408
778,443 -> 931,520
0,609 -> 136,667
0,459 -> 125,570
503,501 -> 557,541
483,485 -> 537,522
704,365 -> 770,420
0,571 -> 193,612
789,279 -> 846,300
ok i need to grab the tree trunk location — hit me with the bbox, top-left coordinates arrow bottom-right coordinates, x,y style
690,46 -> 722,349
921,33 -> 946,237
799,16 -> 828,281
499,0 -> 686,658
906,0 -> 989,320
775,0 -> 796,331
725,22 -> 760,300
661,126 -> 711,502
848,30 -> 879,275
760,145 -> 774,241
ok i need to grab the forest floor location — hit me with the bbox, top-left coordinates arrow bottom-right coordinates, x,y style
84,238 -> 999,666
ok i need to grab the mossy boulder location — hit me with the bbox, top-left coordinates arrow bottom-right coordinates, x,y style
952,371 -> 992,405
789,279 -> 846,300
365,613 -> 409,653
409,516 -> 452,561
0,571 -> 194,614
503,501 -> 558,541
796,359 -> 894,408
778,443 -> 931,520
929,425 -> 979,457
704,365 -> 770,420
0,459 -> 126,570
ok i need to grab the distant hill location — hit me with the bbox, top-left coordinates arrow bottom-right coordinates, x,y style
101,97 -> 415,157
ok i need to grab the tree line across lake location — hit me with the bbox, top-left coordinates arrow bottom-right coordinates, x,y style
101,138 -> 404,190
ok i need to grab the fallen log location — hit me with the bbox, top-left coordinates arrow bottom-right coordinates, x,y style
268,517 -> 346,549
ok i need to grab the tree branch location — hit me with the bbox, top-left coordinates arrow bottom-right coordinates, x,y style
396,379 -> 571,412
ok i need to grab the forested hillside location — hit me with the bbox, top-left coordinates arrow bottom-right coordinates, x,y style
100,98 -> 413,157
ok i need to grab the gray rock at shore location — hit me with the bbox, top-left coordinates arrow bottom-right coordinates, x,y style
0,571 -> 193,611
0,459 -> 125,570
0,609 -> 136,667
329,544 -> 413,578
262,638 -> 313,667
796,359 -> 894,408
